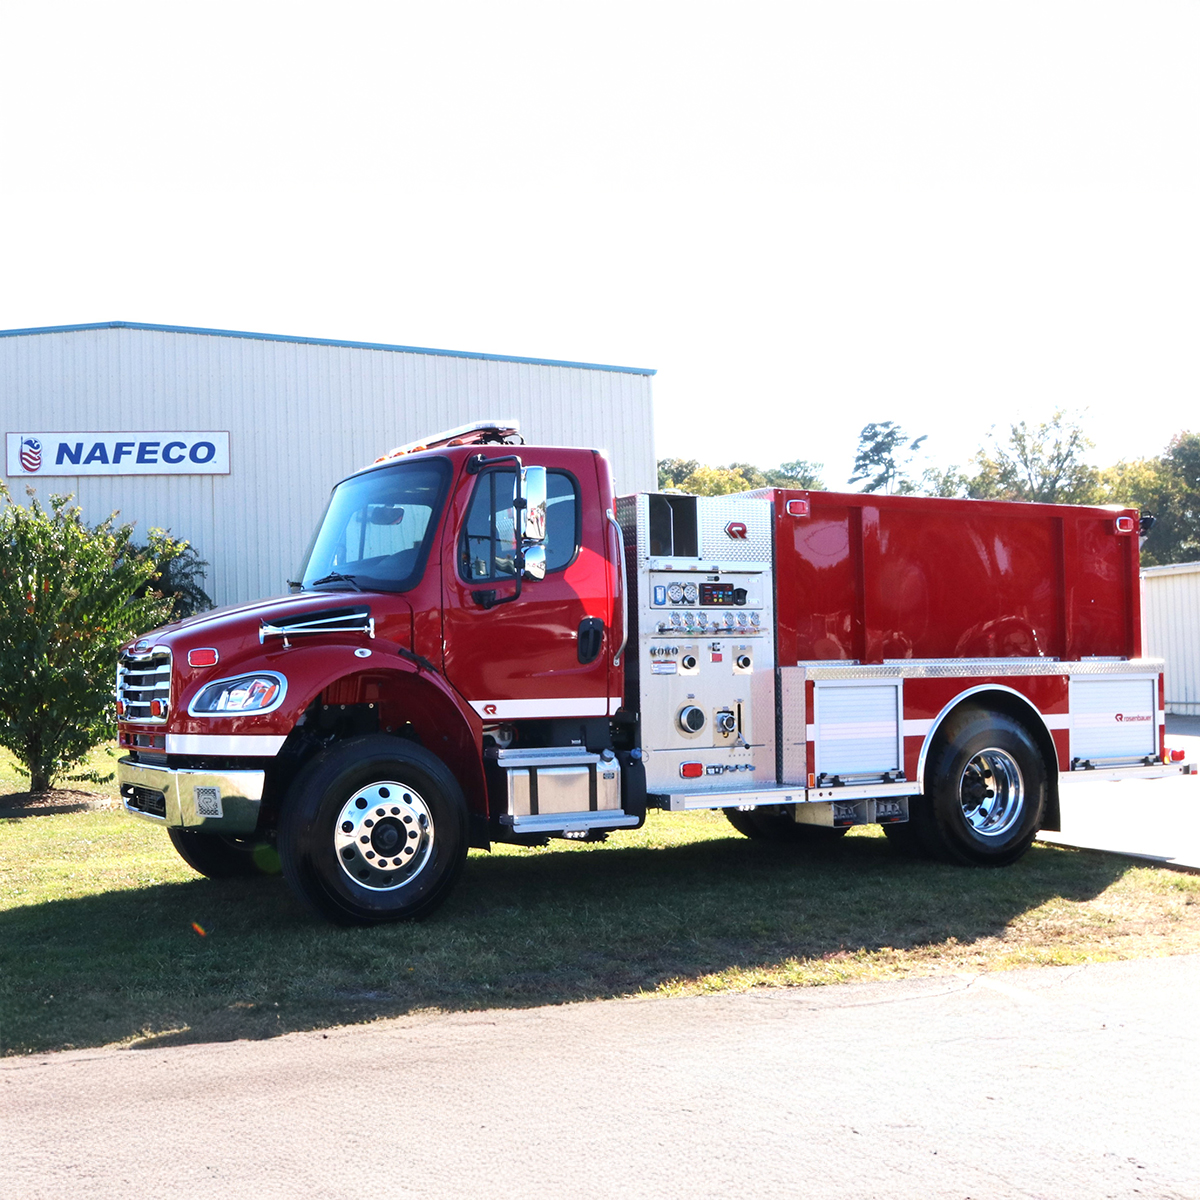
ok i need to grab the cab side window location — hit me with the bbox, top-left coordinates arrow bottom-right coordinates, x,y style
460,469 -> 578,581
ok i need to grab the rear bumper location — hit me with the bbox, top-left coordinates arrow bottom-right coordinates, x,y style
117,757 -> 265,833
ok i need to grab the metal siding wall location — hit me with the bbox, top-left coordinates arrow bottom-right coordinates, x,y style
2,327 -> 654,608
1142,565 -> 1200,714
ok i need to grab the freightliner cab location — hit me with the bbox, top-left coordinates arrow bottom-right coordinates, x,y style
115,421 -> 1193,924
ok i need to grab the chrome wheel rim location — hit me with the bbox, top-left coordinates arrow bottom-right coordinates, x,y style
334,781 -> 434,890
957,749 -> 1025,839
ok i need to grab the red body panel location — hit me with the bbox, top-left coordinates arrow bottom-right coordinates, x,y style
770,490 -> 1142,666
440,446 -> 621,717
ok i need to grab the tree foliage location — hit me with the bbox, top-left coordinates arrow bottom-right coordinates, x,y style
1100,432 -> 1200,565
963,410 -> 1101,504
0,487 -> 185,792
849,422 -> 927,494
657,458 -> 824,496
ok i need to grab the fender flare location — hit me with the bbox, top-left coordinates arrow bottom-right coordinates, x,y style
274,642 -> 486,816
915,683 -> 1062,830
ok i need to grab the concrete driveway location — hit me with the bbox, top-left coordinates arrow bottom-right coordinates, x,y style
1040,715 -> 1200,870
5,954 -> 1199,1200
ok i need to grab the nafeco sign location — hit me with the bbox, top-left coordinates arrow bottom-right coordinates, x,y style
6,432 -> 230,477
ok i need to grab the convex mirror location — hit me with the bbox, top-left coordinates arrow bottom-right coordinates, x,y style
521,543 -> 547,581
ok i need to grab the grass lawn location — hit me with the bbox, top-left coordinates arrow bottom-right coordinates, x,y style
3,784 -> 1199,1056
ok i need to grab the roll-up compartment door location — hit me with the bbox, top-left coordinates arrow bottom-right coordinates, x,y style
814,681 -> 902,778
1070,677 -> 1157,761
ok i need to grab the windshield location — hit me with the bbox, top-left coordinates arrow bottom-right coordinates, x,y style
298,458 -> 451,593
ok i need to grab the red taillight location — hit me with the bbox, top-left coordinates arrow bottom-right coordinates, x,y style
150,699 -> 166,718
680,762 -> 704,779
786,498 -> 810,517
1114,516 -> 1135,533
188,647 -> 219,668
1170,749 -> 1186,762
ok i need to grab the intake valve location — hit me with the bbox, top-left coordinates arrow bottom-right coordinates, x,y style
715,710 -> 737,735
678,705 -> 706,733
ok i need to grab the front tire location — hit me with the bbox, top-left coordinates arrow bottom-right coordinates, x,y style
278,735 -> 469,925
914,708 -> 1046,866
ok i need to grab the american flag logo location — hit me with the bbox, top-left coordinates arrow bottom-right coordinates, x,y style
19,437 -> 42,472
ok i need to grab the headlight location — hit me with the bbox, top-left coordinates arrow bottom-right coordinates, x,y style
189,672 -> 287,715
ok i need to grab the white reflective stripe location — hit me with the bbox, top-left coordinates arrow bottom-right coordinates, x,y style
1043,713 -> 1070,730
902,719 -> 933,737
819,721 -> 897,741
166,734 -> 287,756
1072,712 -> 1152,728
468,697 -> 611,719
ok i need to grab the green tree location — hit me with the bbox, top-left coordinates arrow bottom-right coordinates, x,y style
657,457 -> 826,494
0,487 -> 185,793
1101,432 -> 1200,565
677,464 -> 753,496
657,458 -> 699,489
849,423 -> 928,493
765,460 -> 825,489
964,410 -> 1101,504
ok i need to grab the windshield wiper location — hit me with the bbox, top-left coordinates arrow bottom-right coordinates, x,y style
310,572 -> 363,592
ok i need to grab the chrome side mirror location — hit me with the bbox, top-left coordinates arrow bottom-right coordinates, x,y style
521,543 -> 547,581
521,466 -> 547,543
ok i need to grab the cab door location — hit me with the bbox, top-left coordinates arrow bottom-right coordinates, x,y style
440,451 -> 616,722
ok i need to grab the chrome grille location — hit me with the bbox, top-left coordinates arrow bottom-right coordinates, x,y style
117,646 -> 172,724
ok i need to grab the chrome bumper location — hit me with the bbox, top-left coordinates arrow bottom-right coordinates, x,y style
117,756 -> 265,833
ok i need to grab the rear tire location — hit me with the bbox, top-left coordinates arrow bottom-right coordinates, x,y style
724,806 -> 848,842
914,708 -> 1046,866
167,828 -> 277,878
279,735 -> 469,925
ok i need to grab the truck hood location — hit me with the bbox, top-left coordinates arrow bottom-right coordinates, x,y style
122,590 -> 412,658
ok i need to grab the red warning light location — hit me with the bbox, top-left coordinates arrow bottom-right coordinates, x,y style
680,762 -> 704,779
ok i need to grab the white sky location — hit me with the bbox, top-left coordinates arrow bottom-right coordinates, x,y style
1,1 -> 1196,489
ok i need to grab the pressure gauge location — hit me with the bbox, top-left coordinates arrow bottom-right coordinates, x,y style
667,582 -> 684,603
683,582 -> 698,604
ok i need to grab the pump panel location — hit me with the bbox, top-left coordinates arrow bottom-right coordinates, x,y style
631,493 -> 777,794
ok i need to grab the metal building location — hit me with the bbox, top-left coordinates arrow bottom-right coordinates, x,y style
1142,561 -> 1200,715
1,321 -> 655,608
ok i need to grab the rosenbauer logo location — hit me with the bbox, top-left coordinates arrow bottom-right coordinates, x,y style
725,521 -> 748,540
1114,712 -> 1151,722
18,437 -> 42,472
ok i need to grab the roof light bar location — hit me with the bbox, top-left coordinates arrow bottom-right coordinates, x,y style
370,419 -> 521,467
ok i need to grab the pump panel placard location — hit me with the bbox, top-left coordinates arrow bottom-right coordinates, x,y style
6,432 -> 230,476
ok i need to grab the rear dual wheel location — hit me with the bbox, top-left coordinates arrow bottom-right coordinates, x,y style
724,805 -> 847,842
908,708 -> 1046,866
278,735 -> 469,925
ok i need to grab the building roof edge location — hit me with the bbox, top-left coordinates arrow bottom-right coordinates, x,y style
0,320 -> 657,376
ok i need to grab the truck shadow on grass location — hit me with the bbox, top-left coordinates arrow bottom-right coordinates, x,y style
0,833 -> 1135,1056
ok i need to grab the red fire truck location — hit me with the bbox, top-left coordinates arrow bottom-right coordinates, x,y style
116,421 -> 1192,924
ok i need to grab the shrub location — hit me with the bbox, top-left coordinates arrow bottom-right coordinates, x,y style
0,486 -> 184,793
131,540 -> 212,620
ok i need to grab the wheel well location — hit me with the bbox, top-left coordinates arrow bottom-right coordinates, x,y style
269,669 -> 485,825
921,688 -> 1061,832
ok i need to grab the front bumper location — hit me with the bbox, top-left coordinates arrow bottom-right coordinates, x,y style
117,756 -> 265,833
